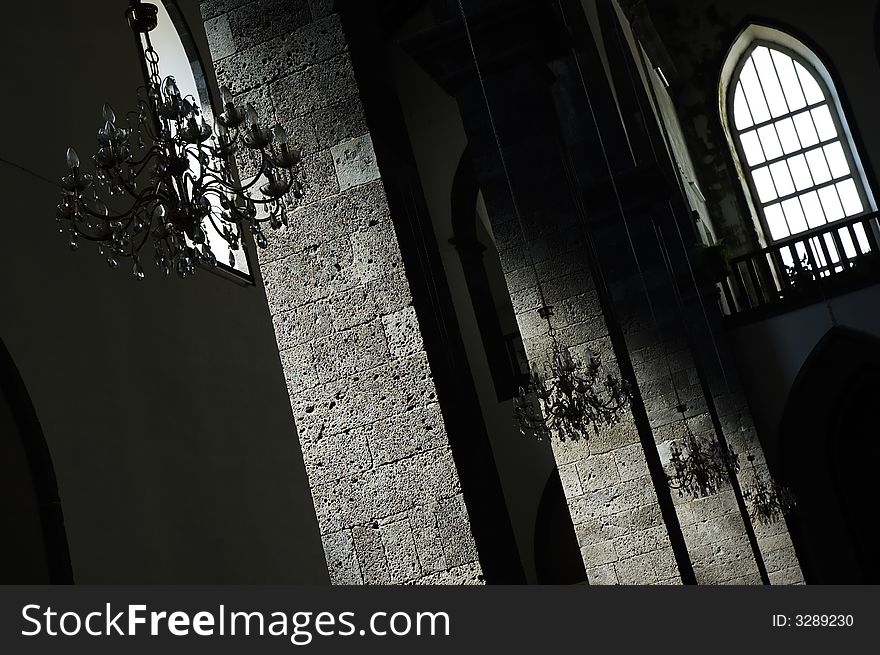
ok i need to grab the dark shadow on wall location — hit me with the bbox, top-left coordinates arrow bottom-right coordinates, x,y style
534,470 -> 587,584
0,339 -> 73,584
450,147 -> 529,402
777,326 -> 880,584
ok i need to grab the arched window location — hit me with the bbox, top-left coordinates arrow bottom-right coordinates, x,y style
152,1 -> 252,280
726,36 -> 874,256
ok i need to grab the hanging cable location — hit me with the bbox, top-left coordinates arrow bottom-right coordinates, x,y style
455,0 -> 633,442
603,2 -> 733,392
0,155 -> 61,189
453,0 -> 551,317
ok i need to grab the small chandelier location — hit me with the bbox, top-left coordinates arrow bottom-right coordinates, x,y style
514,306 -> 632,441
55,1 -> 304,279
666,404 -> 740,498
742,455 -> 797,524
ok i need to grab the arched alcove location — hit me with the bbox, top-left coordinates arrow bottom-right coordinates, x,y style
778,326 -> 880,583
450,147 -> 528,401
0,339 -> 73,583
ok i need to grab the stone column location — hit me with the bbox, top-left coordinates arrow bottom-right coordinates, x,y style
403,0 -> 688,584
200,0 -> 482,584
552,0 -> 803,584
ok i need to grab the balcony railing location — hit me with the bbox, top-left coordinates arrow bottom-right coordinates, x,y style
719,212 -> 880,317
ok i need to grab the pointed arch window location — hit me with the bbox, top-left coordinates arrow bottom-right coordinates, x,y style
729,42 -> 872,248
152,1 -> 253,281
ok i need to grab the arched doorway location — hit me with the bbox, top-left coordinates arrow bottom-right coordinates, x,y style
778,327 -> 880,583
0,339 -> 73,583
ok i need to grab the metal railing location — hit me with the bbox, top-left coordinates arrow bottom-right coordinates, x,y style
720,212 -> 880,316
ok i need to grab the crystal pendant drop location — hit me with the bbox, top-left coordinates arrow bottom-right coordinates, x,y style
228,249 -> 236,267
132,259 -> 145,279
93,197 -> 109,217
68,232 -> 79,251
107,256 -> 119,269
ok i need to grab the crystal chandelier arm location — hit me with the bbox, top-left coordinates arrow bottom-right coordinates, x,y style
124,145 -> 163,171
249,195 -> 283,207
78,202 -> 134,223
223,157 -> 272,195
69,222 -> 112,243
205,214 -> 235,246
198,160 -> 231,180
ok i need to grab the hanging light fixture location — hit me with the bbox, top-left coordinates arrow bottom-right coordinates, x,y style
452,0 -> 632,441
514,306 -> 632,441
666,404 -> 740,498
741,455 -> 797,524
56,0 -> 304,279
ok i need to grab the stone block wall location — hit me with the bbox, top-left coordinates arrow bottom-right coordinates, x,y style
201,0 -> 482,585
715,390 -> 804,584
489,195 -> 682,585
629,334 -> 760,584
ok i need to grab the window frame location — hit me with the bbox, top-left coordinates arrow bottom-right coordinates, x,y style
157,0 -> 256,286
726,39 -> 871,244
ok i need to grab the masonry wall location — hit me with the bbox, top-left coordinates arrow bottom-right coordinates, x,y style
594,0 -> 803,584
201,0 -> 483,584
389,5 -> 560,584
401,0 -> 692,584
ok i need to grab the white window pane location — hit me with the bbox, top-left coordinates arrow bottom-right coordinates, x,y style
781,197 -> 808,233
818,185 -> 845,221
769,160 -> 795,197
757,124 -> 783,160
765,203 -> 789,239
787,154 -> 813,191
794,60 -> 825,104
771,50 -> 807,111
836,178 -> 863,216
838,227 -> 857,259
823,141 -> 850,178
753,46 -> 789,117
805,148 -> 832,183
822,233 -> 842,264
775,118 -> 801,153
793,241 -> 810,267
740,58 -> 771,124
800,191 -> 826,228
854,223 -> 872,253
739,130 -> 765,165
752,166 -> 777,203
733,83 -> 753,130
793,112 -> 819,147
780,246 -> 795,268
810,105 -> 837,141
809,237 -> 827,268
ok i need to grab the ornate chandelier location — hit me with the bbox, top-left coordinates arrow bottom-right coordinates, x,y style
742,455 -> 797,524
514,307 -> 632,441
56,1 -> 304,279
666,404 -> 740,498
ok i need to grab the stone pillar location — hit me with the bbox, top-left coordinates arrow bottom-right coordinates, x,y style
200,0 -> 482,584
403,0 -> 688,584
552,0 -> 803,584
